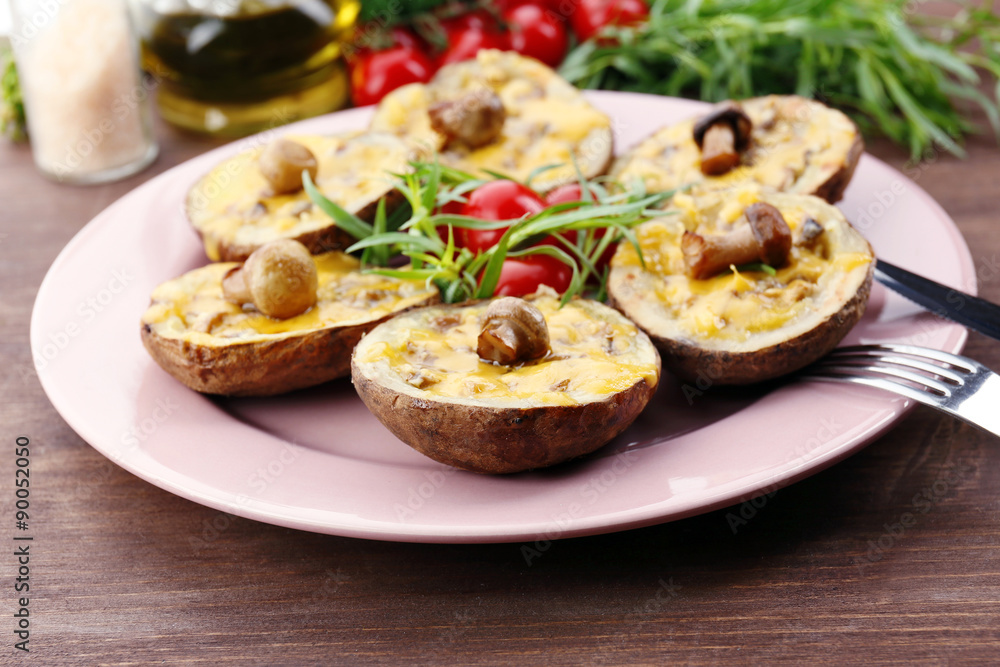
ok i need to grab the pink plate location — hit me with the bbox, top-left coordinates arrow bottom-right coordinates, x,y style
31,92 -> 974,543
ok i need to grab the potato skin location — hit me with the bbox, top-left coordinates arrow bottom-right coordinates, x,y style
141,295 -> 436,397
185,188 -> 405,263
812,133 -> 864,204
611,95 -> 863,204
575,131 -> 614,194
608,264 -> 873,385
351,357 -> 659,474
369,50 -> 614,194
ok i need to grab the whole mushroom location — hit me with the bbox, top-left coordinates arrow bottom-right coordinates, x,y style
222,239 -> 319,319
477,297 -> 550,365
681,202 -> 793,280
692,102 -> 754,176
259,138 -> 319,195
429,89 -> 507,149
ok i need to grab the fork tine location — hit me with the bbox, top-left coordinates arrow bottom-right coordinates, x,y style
801,344 -> 1000,440
808,359 -> 955,396
815,353 -> 967,386
832,344 -> 979,373
800,371 -> 946,408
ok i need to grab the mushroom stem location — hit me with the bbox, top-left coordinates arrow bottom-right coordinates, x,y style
700,124 -> 740,176
682,226 -> 758,280
682,202 -> 793,280
477,297 -> 550,365
222,266 -> 252,304
692,102 -> 753,177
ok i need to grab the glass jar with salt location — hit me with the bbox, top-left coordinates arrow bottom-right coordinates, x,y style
9,0 -> 158,184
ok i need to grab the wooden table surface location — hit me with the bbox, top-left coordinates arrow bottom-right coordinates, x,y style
3,103 -> 1000,665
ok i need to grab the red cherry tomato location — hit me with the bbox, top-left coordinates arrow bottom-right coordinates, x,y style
457,180 -> 546,254
349,25 -> 424,58
543,183 -> 588,245
544,183 -> 586,206
386,26 -> 423,51
350,45 -> 436,107
434,199 -> 465,241
438,12 -> 509,66
492,254 -> 574,297
503,2 -> 569,68
544,183 -> 618,270
495,0 -> 568,17
437,199 -> 465,215
571,0 -> 649,43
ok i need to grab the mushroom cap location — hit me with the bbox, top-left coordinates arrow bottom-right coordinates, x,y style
745,202 -> 792,267
428,89 -> 507,149
477,297 -> 550,365
692,102 -> 753,152
243,239 -> 319,319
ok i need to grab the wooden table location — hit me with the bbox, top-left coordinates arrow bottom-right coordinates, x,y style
3,106 -> 999,664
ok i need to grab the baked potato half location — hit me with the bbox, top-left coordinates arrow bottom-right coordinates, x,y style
607,186 -> 874,385
611,95 -> 863,203
369,49 -> 613,193
141,251 -> 438,396
186,131 -> 422,262
351,293 -> 661,474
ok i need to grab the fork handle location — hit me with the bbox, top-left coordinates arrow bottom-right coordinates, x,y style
875,260 -> 1000,342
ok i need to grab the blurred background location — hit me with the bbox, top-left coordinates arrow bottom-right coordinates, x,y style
1,0 -> 998,183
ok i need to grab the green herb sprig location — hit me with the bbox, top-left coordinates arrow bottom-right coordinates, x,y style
306,162 -> 671,304
1,48 -> 26,142
559,0 -> 1000,160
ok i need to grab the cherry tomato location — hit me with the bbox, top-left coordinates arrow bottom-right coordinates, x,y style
385,26 -> 423,51
544,183 -> 586,206
349,25 -> 423,58
571,0 -> 649,43
495,0 -> 568,17
544,183 -> 619,270
492,254 -> 574,297
434,199 -> 465,242
350,45 -> 436,107
457,180 -> 546,254
503,2 -> 568,68
438,11 -> 509,66
538,184 -> 584,247
437,199 -> 465,215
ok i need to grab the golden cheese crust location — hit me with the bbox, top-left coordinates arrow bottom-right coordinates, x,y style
351,294 -> 661,473
185,131 -> 422,262
607,186 -> 874,384
611,95 -> 863,203
141,252 -> 438,396
369,49 -> 614,193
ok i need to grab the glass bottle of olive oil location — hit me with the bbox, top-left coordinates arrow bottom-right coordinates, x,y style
129,0 -> 359,136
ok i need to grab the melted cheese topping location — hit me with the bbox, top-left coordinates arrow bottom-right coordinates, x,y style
611,96 -> 859,199
369,50 -> 611,192
610,187 -> 872,350
354,295 -> 659,408
142,252 -> 437,345
186,132 -> 419,260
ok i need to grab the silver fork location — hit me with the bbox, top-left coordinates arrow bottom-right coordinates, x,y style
798,343 -> 1000,438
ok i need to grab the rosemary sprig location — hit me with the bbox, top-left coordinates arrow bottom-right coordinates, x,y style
306,161 -> 671,303
559,0 -> 1000,160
